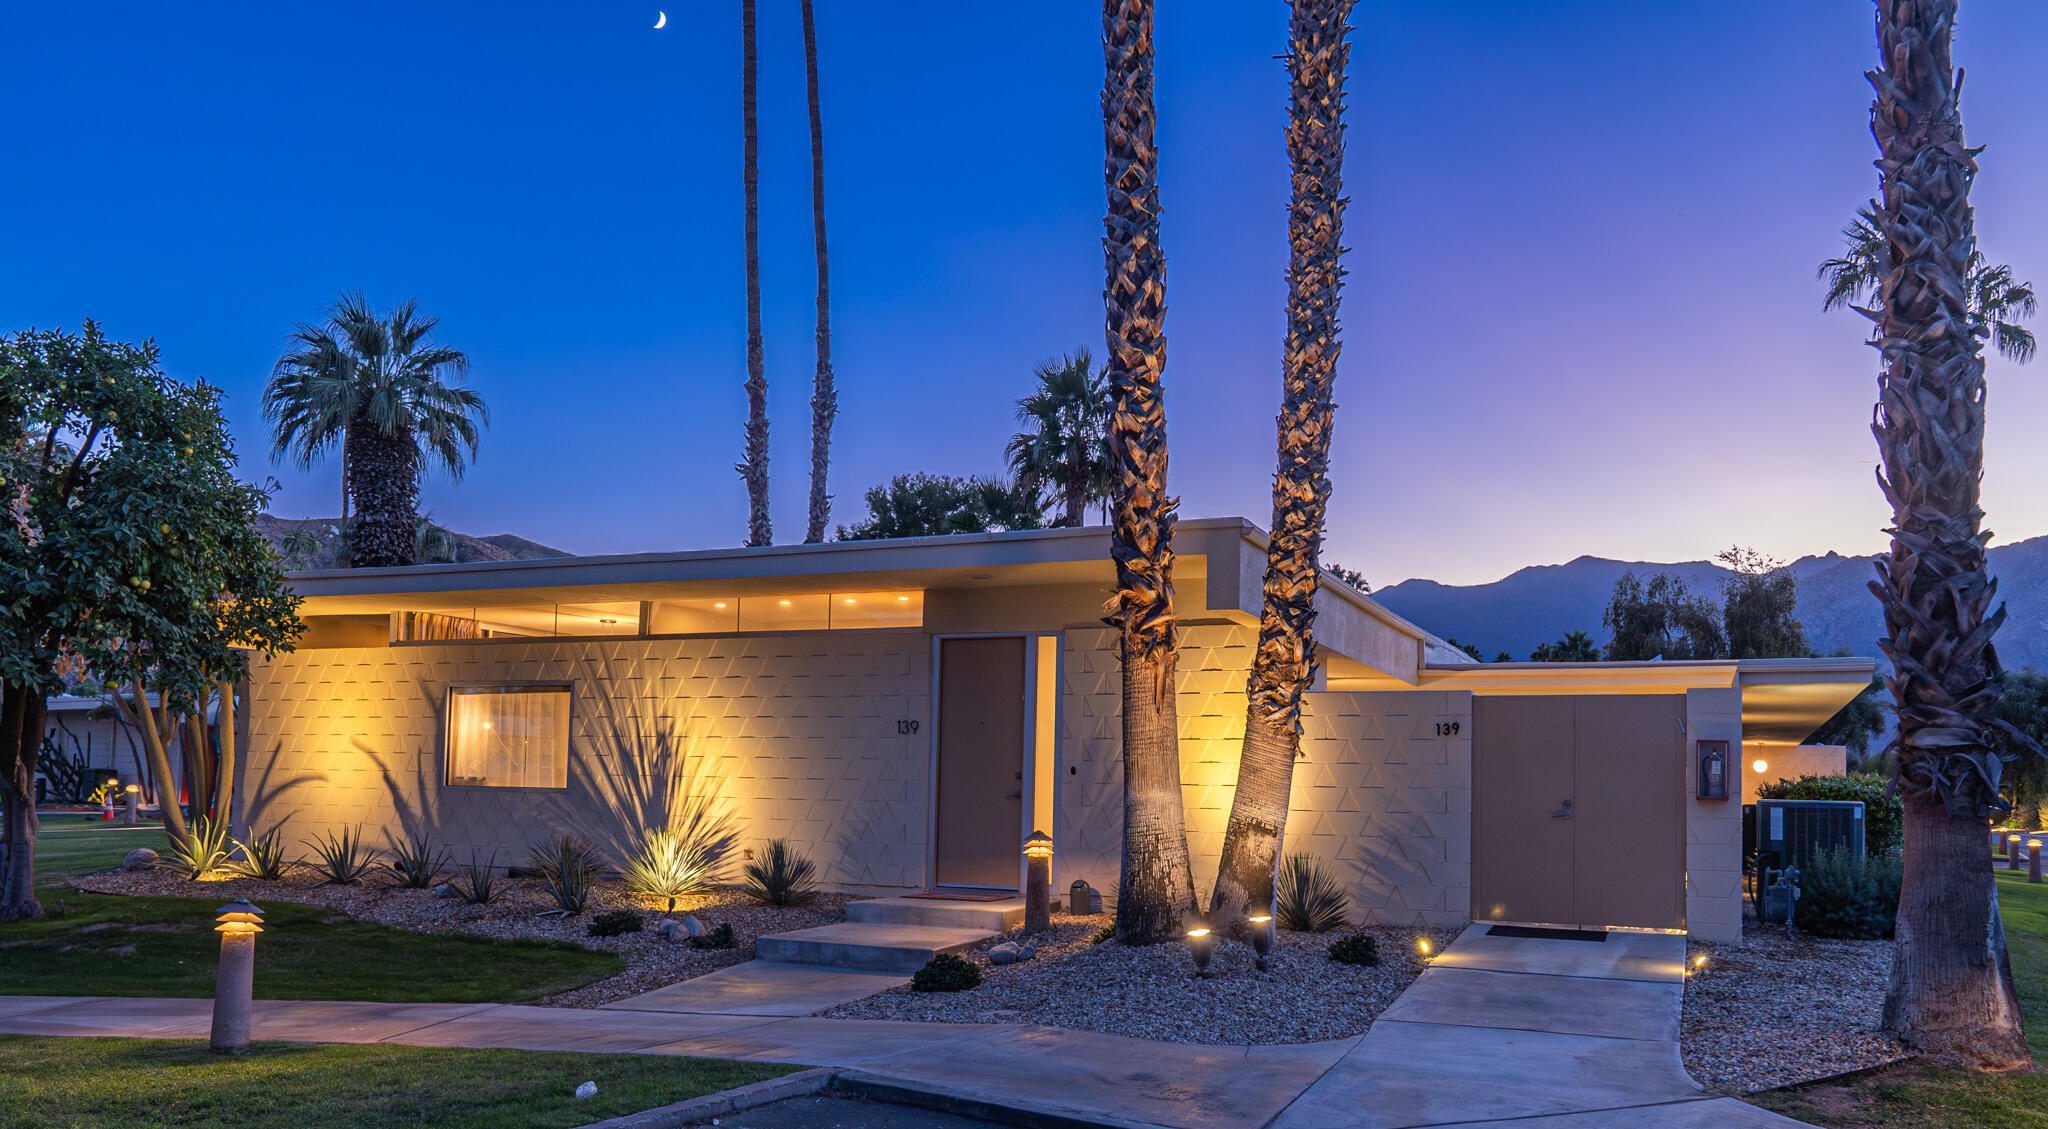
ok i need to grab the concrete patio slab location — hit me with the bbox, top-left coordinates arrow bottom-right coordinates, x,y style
1429,1096 -> 1805,1127
1426,924 -> 1687,983
1378,966 -> 1682,1041
603,962 -> 907,1016
0,996 -> 211,1039
248,1000 -> 500,1044
1272,1019 -> 1700,1129
755,922 -> 994,973
643,1017 -> 996,1066
383,1004 -> 779,1053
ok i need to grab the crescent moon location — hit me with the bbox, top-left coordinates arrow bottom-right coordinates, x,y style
654,11 -> 667,28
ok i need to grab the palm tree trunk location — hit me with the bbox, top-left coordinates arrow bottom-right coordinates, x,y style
1868,0 -> 2031,1068
346,422 -> 421,568
1211,0 -> 1354,934
739,0 -> 772,547
339,436 -> 350,524
802,0 -> 837,545
0,684 -> 47,921
1102,0 -> 1195,945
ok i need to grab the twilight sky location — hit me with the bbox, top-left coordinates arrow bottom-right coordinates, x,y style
6,2 -> 2048,589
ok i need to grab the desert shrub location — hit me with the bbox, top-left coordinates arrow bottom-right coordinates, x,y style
1756,774 -> 1903,852
1794,846 -> 1901,939
529,833 -> 600,915
230,826 -> 295,880
382,833 -> 446,888
308,826 -> 376,884
1327,932 -> 1381,966
156,815 -> 233,879
911,953 -> 981,992
451,854 -> 499,905
623,826 -> 731,913
742,839 -> 819,906
689,921 -> 737,950
588,908 -> 645,937
1277,853 -> 1349,932
1090,925 -> 1115,945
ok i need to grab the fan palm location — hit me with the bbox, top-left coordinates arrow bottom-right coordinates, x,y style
1006,351 -> 1111,528
264,294 -> 485,569
1862,0 -> 2033,1068
802,0 -> 837,544
1102,0 -> 1196,945
1820,204 -> 2036,363
1210,0 -> 1355,934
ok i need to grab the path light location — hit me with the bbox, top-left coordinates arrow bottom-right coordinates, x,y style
123,784 -> 139,825
1690,953 -> 1709,978
211,899 -> 264,1053
1186,926 -> 1214,977
2029,839 -> 2043,885
2008,833 -> 2025,870
1248,912 -> 1275,972
1992,825 -> 2008,855
1021,831 -> 1054,935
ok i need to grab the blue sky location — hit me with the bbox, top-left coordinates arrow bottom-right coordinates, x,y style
6,2 -> 2048,587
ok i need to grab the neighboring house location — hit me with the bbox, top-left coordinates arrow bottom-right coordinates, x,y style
243,517 -> 1872,945
39,693 -> 179,802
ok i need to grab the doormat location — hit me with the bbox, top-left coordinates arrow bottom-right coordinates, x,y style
906,891 -> 1015,902
1486,924 -> 1609,943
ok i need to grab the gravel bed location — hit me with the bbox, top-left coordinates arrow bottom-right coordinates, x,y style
73,867 -> 852,1008
1681,924 -> 1909,1093
824,915 -> 1462,1045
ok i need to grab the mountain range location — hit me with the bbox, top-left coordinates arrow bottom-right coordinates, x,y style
1373,534 -> 2048,671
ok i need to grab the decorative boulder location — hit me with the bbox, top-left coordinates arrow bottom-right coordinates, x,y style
654,919 -> 685,942
432,883 -> 457,898
683,914 -> 707,939
121,848 -> 158,872
1016,943 -> 1037,962
987,942 -> 1022,965
574,1081 -> 598,1100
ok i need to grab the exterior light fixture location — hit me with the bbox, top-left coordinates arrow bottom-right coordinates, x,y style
2010,833 -> 2026,870
1992,825 -> 2007,854
897,595 -> 910,602
2029,839 -> 2042,884
1186,926 -> 1214,977
1694,954 -> 1708,971
1248,912 -> 1275,971
1751,759 -> 1769,775
212,899 -> 264,1053
715,602 -> 728,609
779,600 -> 792,607
1021,831 -> 1054,934
1416,936 -> 1432,960
123,784 -> 140,825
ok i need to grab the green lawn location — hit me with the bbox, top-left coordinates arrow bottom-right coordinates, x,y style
5,825 -> 624,1003
1748,870 -> 2048,1128
0,1036 -> 800,1129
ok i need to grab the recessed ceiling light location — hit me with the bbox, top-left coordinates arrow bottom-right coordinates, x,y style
897,596 -> 911,602
714,602 -> 727,609
844,598 -> 856,604
779,600 -> 792,606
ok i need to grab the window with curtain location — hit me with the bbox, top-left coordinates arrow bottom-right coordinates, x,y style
444,684 -> 570,789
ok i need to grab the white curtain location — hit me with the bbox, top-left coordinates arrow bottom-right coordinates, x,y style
448,687 -> 568,788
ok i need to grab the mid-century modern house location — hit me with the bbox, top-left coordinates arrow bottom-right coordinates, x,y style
238,517 -> 1874,944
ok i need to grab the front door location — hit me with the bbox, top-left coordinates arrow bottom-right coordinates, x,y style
934,636 -> 1027,889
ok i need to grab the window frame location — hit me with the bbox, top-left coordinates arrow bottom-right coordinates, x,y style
440,680 -> 575,792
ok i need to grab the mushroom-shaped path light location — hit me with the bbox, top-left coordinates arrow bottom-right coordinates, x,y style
211,899 -> 264,1053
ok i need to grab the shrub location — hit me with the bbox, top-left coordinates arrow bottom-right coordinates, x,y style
1794,846 -> 1902,939
688,921 -> 737,950
1327,932 -> 1381,966
451,854 -> 499,905
156,815 -> 233,879
308,826 -> 376,885
1090,925 -> 1116,945
1756,774 -> 1903,853
529,833 -> 600,915
623,826 -> 731,913
588,908 -> 644,937
742,839 -> 819,906
382,833 -> 446,889
230,826 -> 295,880
911,953 -> 981,992
1277,853 -> 1348,932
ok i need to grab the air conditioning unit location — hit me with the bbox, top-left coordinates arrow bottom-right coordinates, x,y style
1753,799 -> 1866,873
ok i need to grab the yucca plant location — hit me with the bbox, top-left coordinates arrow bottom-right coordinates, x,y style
156,815 -> 233,880
308,825 -> 376,885
382,833 -> 447,889
529,833 -> 600,915
230,827 -> 295,880
623,827 -> 729,913
742,839 -> 819,906
451,854 -> 498,905
1276,853 -> 1348,932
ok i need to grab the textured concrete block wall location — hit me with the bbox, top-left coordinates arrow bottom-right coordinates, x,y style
1685,686 -> 1745,944
241,633 -> 932,890
1056,624 -> 1473,927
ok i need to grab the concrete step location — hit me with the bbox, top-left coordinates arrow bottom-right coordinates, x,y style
755,922 -> 994,973
845,896 -> 1025,932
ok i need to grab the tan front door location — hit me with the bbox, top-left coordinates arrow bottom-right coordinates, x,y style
934,636 -> 1027,889
1473,695 -> 1685,930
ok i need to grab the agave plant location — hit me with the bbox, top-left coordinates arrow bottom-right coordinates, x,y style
623,827 -> 729,914
157,816 -> 234,880
742,839 -> 819,906
230,826 -> 296,880
382,833 -> 447,889
529,833 -> 600,915
1276,853 -> 1348,933
308,826 -> 376,885
451,854 -> 498,905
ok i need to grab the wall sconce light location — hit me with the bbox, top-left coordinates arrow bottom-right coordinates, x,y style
2029,839 -> 2042,884
1751,759 -> 1769,775
1021,831 -> 1054,935
1248,912 -> 1275,971
1186,926 -> 1214,977
211,899 -> 264,1053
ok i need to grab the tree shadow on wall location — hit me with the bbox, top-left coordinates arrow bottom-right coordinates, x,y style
238,740 -> 324,844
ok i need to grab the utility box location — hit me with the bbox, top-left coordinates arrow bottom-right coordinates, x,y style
1754,798 -> 1866,873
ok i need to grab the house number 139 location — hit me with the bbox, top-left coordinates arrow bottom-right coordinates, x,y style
1434,721 -> 1461,736
897,719 -> 921,735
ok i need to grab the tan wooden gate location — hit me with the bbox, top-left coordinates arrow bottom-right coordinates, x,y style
1473,695 -> 1685,930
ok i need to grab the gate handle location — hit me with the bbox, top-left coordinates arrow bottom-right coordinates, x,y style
1550,799 -> 1574,820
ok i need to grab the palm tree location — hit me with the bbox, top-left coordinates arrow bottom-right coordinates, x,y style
1006,351 -> 1110,527
1209,0 -> 1354,934
1101,0 -> 1196,945
801,0 -> 837,544
264,294 -> 485,569
738,0 -> 771,547
1864,0 -> 2032,1068
1820,205 -> 2037,362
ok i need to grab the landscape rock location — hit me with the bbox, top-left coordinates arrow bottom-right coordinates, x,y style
574,1081 -> 597,1099
432,883 -> 457,898
120,848 -> 158,872
987,942 -> 1021,965
654,919 -> 684,942
683,914 -> 706,938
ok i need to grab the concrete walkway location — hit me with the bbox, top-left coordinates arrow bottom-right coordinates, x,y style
0,926 -> 1809,1129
